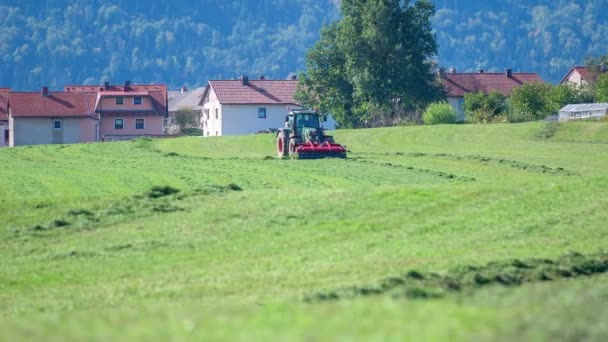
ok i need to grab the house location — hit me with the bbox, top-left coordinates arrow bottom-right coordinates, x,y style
0,87 -> 9,147
65,81 -> 168,141
558,103 -> 608,122
8,82 -> 168,146
200,76 -> 304,136
438,68 -> 544,120
8,88 -> 98,146
559,66 -> 591,87
167,86 -> 206,133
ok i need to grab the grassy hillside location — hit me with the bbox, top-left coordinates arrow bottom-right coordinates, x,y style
1,122 -> 607,341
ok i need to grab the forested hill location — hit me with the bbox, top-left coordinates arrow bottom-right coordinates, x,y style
1,0 -> 607,91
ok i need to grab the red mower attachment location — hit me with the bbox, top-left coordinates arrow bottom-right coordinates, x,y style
295,141 -> 347,159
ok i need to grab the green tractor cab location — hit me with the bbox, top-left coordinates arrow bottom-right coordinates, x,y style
276,109 -> 347,159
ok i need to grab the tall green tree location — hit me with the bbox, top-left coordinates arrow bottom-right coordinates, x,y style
295,23 -> 355,127
296,0 -> 442,128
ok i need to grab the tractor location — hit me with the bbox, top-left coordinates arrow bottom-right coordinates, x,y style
276,109 -> 347,159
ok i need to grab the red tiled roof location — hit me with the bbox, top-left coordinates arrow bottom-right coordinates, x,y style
65,84 -> 167,92
9,92 -> 98,117
206,80 -> 300,105
559,66 -> 590,84
65,84 -> 168,116
442,72 -> 543,97
0,88 -> 9,121
97,91 -> 150,97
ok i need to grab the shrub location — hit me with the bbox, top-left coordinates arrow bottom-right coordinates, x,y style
423,102 -> 457,125
173,107 -> 200,133
463,91 -> 507,123
508,83 -> 552,122
597,73 -> 608,102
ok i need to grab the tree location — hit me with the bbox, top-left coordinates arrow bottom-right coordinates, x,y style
463,91 -> 507,123
423,102 -> 457,125
173,107 -> 200,134
508,83 -> 552,122
545,84 -> 593,114
296,0 -> 443,128
295,23 -> 355,127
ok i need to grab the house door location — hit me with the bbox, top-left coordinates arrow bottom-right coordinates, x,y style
52,119 -> 63,144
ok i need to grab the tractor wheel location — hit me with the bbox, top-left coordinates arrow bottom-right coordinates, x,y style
288,139 -> 298,158
276,133 -> 287,158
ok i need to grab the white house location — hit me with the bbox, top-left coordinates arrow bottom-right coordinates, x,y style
558,103 -> 608,122
200,76 -> 304,136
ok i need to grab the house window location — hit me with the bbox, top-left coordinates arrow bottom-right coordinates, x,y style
258,108 -> 267,119
115,118 -> 124,129
215,108 -> 218,120
53,119 -> 62,130
116,97 -> 124,105
134,97 -> 142,105
136,118 -> 145,129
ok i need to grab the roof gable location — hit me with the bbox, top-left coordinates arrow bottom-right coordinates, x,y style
559,66 -> 590,84
573,67 -> 590,81
9,92 -> 97,117
206,80 -> 300,105
442,72 -> 543,97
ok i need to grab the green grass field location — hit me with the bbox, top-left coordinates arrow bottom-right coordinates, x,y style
1,121 -> 607,341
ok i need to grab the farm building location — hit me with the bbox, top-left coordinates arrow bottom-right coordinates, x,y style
200,76 -> 304,136
558,103 -> 608,122
437,68 -> 543,121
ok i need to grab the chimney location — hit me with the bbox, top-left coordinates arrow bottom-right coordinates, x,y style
41,87 -> 49,96
505,68 -> 512,78
181,86 -> 188,93
241,75 -> 249,85
289,74 -> 297,81
259,75 -> 265,80
104,81 -> 109,90
449,67 -> 457,74
478,69 -> 484,74
436,67 -> 446,79
124,80 -> 131,91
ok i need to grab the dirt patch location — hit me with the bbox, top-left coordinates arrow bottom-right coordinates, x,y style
305,251 -> 608,302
